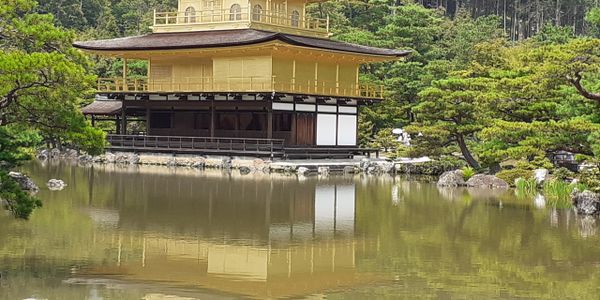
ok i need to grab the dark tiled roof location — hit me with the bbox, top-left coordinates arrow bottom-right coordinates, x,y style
73,29 -> 410,57
81,100 -> 122,115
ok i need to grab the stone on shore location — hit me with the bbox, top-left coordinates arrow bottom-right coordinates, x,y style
318,166 -> 329,176
571,190 -> 600,216
50,148 -> 61,159
437,170 -> 465,187
221,157 -> 232,169
192,159 -> 206,169
534,168 -> 549,184
239,166 -> 252,175
47,179 -> 66,191
78,154 -> 93,163
104,152 -> 116,164
64,149 -> 78,159
37,149 -> 49,160
465,174 -> 509,189
8,172 -> 39,193
343,166 -> 358,174
297,167 -> 310,176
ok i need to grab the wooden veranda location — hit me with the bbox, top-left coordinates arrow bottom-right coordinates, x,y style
106,134 -> 379,159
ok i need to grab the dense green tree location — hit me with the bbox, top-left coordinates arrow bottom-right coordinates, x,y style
407,76 -> 495,168
1,0 -> 105,218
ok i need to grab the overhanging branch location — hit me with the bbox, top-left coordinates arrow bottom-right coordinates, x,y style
568,72 -> 600,103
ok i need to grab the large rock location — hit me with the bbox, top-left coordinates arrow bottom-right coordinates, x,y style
437,170 -> 465,187
571,190 -> 600,216
466,174 -> 509,189
8,172 -> 39,193
47,179 -> 66,191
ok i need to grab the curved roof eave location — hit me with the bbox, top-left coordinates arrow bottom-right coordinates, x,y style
73,29 -> 411,58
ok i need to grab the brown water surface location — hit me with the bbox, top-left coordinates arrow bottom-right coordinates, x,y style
1,160 -> 599,299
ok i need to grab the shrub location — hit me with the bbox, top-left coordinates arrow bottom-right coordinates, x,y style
396,156 -> 466,176
496,168 -> 534,186
552,167 -> 574,181
0,171 -> 42,219
578,166 -> 600,193
461,166 -> 476,180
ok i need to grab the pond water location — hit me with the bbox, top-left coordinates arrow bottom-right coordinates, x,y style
1,161 -> 599,299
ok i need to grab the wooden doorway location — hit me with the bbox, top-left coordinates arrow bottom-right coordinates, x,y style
295,113 -> 315,145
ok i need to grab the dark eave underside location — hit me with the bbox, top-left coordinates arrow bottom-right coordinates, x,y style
73,29 -> 410,57
81,100 -> 122,115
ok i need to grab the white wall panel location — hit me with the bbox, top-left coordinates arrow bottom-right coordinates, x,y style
316,114 -> 337,145
295,104 -> 316,112
337,115 -> 357,146
338,106 -> 357,114
318,105 -> 337,113
272,102 -> 294,111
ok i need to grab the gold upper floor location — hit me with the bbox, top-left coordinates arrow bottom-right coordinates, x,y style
153,0 -> 329,37
97,43 -> 385,99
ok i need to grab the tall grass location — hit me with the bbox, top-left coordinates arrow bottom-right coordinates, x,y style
515,178 -> 587,209
515,178 -> 537,198
543,180 -> 587,209
515,178 -> 587,208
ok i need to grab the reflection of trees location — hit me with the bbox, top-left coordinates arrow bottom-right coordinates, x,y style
354,180 -> 600,298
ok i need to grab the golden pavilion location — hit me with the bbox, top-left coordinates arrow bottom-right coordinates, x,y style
74,0 -> 409,158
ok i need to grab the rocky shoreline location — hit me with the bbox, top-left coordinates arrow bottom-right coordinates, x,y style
30,148 -> 600,216
35,148 -> 435,176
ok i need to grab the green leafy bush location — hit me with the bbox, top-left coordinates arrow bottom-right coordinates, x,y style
0,171 -> 42,219
496,168 -> 534,186
552,167 -> 574,181
578,166 -> 600,193
461,166 -> 476,180
396,156 -> 466,175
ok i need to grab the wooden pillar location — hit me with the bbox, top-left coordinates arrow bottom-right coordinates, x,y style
291,113 -> 297,145
267,109 -> 273,139
122,58 -> 128,91
335,63 -> 340,95
314,62 -> 318,93
292,59 -> 296,91
145,107 -> 151,135
91,115 -> 96,127
115,115 -> 121,134
120,102 -> 127,135
210,99 -> 215,138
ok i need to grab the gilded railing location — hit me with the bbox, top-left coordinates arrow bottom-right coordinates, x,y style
97,77 -> 384,99
153,8 -> 329,34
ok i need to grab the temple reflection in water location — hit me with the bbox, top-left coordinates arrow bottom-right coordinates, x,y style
75,166 -> 372,298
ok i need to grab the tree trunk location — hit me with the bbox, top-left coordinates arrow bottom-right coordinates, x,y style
456,134 -> 481,169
